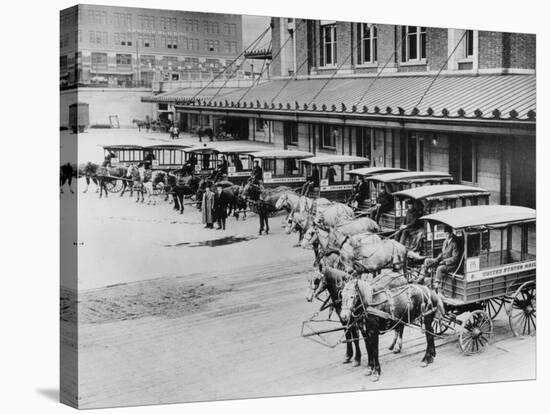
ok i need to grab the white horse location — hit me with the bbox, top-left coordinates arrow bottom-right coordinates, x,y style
315,202 -> 354,229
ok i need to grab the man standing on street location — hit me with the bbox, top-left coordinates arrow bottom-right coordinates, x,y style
213,184 -> 228,230
257,198 -> 270,236
201,184 -> 215,229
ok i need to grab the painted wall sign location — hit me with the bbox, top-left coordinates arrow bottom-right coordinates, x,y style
466,260 -> 536,281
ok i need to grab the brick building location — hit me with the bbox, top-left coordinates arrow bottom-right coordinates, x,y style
60,5 -> 243,88
144,18 -> 536,207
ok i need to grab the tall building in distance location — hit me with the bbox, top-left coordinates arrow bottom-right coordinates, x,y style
60,5 -> 243,88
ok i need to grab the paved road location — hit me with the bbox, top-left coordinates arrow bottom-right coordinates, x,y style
61,129 -> 536,408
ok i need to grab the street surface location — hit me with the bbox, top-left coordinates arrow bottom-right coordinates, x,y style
61,129 -> 536,409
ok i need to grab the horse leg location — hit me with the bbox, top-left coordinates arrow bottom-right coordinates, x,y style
420,314 -> 436,367
343,328 -> 354,364
120,180 -> 126,197
68,176 -> 74,193
367,319 -> 381,381
389,324 -> 404,354
179,194 -> 184,214
172,193 -> 179,211
350,325 -> 362,367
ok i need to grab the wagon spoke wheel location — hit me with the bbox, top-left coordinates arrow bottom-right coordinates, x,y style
106,179 -> 123,193
483,298 -> 504,320
459,310 -> 493,355
508,281 -> 536,338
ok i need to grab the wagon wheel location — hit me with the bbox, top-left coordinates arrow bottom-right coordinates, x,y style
459,310 -> 493,355
483,298 -> 504,320
105,178 -> 123,193
508,281 -> 536,338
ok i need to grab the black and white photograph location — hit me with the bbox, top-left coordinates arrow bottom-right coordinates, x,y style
54,0 -> 540,411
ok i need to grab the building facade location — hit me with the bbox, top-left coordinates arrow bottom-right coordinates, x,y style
144,18 -> 536,208
60,5 -> 243,88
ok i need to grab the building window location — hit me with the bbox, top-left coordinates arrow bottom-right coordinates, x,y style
114,33 -> 133,47
139,33 -> 155,48
162,35 -> 178,49
315,124 -> 338,149
224,41 -> 238,54
138,15 -> 155,30
114,12 -> 132,27
116,54 -> 132,66
224,23 -> 237,37
205,39 -> 219,52
160,16 -> 177,31
183,18 -> 199,32
204,21 -> 219,34
89,31 -> 107,45
91,52 -> 108,72
87,9 -> 107,25
60,55 -> 68,73
465,29 -> 474,58
140,55 -> 156,69
449,135 -> 477,184
359,23 -> 377,64
283,122 -> 298,145
402,26 -> 427,62
320,24 -> 337,66
59,33 -> 69,48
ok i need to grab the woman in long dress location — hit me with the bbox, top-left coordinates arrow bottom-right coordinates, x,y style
202,185 -> 215,228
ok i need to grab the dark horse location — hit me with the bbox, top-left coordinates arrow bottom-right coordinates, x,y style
197,126 -> 214,142
340,277 -> 444,381
242,182 -> 293,212
306,256 -> 365,367
165,173 -> 201,214
60,163 -> 77,193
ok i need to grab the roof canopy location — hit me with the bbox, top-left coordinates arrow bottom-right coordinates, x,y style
302,155 -> 370,165
369,171 -> 453,184
206,143 -> 272,154
347,167 -> 407,177
393,184 -> 491,200
104,144 -> 143,150
421,205 -> 536,229
249,149 -> 314,159
147,74 -> 536,122
185,144 -> 220,154
144,143 -> 192,150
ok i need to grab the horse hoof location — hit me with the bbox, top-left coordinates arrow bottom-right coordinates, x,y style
364,368 -> 373,376
342,357 -> 352,364
388,344 -> 394,351
393,348 -> 401,354
352,360 -> 361,367
370,373 -> 380,382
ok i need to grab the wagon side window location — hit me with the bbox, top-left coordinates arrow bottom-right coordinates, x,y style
526,223 -> 536,260
466,232 -> 481,258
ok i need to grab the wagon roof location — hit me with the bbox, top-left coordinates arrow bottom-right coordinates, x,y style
346,167 -> 407,176
301,155 -> 370,165
185,144 -> 221,154
249,149 -> 314,159
393,184 -> 491,201
369,171 -> 453,183
208,143 -> 272,154
421,205 -> 536,229
144,143 -> 192,150
103,144 -> 144,150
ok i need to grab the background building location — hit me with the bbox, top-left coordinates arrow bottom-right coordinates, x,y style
60,5 -> 243,89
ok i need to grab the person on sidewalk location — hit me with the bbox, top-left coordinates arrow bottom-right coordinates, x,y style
201,184 -> 215,229
213,184 -> 229,230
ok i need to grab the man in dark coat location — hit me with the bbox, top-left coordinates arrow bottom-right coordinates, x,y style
326,165 -> 337,185
213,184 -> 229,230
257,198 -> 270,235
301,165 -> 320,196
353,176 -> 370,205
424,225 -> 462,291
372,184 -> 394,223
233,155 -> 243,172
184,153 -> 198,175
251,160 -> 263,184
396,200 -> 423,249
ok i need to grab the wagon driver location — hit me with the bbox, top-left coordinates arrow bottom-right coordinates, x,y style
419,225 -> 462,292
